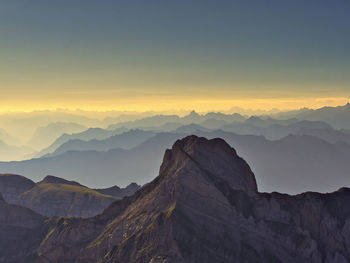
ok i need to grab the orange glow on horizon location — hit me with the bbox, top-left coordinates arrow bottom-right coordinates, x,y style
0,96 -> 348,114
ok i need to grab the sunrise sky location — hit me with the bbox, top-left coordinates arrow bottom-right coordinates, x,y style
0,0 -> 349,113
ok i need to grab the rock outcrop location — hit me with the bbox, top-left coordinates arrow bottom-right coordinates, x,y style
3,135 -> 350,262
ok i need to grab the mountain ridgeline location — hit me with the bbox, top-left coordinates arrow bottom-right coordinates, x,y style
3,127 -> 350,194
0,174 -> 140,217
2,136 -> 350,262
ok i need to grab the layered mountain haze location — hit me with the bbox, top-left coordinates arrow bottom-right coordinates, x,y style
0,128 -> 21,146
0,140 -> 34,162
33,126 -> 129,158
2,136 -> 350,262
2,126 -> 350,193
274,103 -> 350,129
1,105 -> 350,193
42,129 -> 156,158
27,122 -> 87,150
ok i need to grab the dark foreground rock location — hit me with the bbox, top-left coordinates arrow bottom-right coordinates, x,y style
2,135 -> 350,262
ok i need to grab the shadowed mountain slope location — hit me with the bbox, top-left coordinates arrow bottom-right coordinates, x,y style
0,193 -> 48,262
0,174 -> 35,203
0,174 -> 140,218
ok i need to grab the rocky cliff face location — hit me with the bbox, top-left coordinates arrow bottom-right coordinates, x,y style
3,135 -> 350,262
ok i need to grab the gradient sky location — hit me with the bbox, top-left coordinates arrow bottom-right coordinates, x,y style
0,0 -> 349,112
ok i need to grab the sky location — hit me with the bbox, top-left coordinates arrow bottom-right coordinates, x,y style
0,0 -> 349,113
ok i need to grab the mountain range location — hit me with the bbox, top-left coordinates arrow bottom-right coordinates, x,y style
0,174 -> 140,217
2,128 -> 350,194
273,103 -> 350,129
27,122 -> 87,150
2,136 -> 350,262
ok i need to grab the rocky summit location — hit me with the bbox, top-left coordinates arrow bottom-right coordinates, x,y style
2,135 -> 350,262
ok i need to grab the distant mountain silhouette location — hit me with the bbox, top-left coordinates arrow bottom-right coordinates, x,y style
34,126 -> 129,157
275,103 -> 350,129
35,118 -> 332,159
0,139 -> 34,162
43,129 -> 155,158
294,127 -> 350,145
0,128 -> 21,146
107,111 -> 246,130
221,119 -> 332,140
174,123 -> 211,133
0,111 -> 101,143
2,131 -> 350,193
27,122 -> 87,150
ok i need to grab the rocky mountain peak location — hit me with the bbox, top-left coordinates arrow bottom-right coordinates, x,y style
160,135 -> 258,193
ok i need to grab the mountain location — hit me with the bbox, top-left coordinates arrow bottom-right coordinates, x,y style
0,174 -> 140,217
0,111 -> 101,143
174,124 -> 211,134
27,122 -> 87,150
107,111 -> 246,131
94,182 -> 141,197
43,129 -> 156,158
0,133 -> 180,188
275,103 -> 350,129
39,119 -> 332,160
107,114 -> 181,130
4,135 -> 350,262
2,131 -> 350,194
199,118 -> 228,129
245,116 -> 299,127
33,114 -> 317,159
203,112 -> 246,122
0,174 -> 35,203
17,179 -> 118,217
0,128 -> 21,146
0,139 -> 34,162
0,193 -> 48,262
293,127 -> 350,145
221,119 -> 331,140
34,126 -> 129,157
